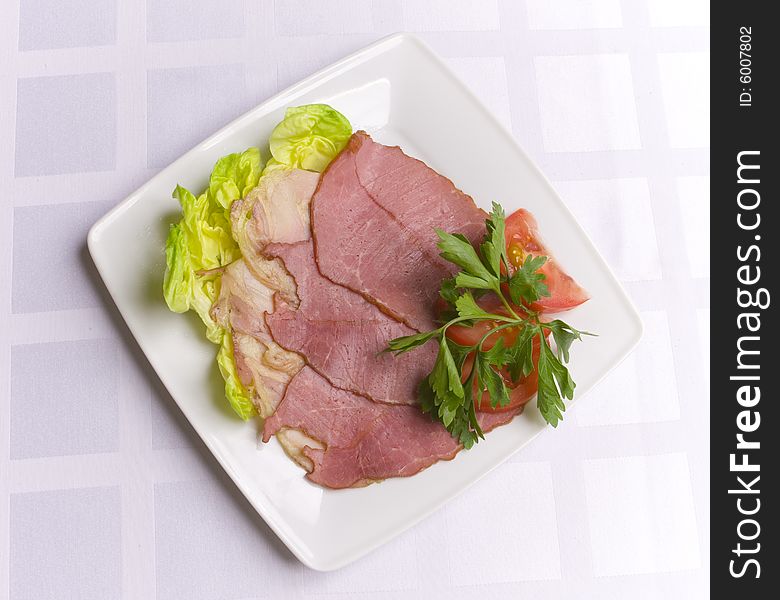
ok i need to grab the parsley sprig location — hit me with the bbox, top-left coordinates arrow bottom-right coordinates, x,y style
387,203 -> 592,448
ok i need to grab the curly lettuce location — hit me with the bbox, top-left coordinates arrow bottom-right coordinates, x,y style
163,148 -> 262,418
269,104 -> 351,172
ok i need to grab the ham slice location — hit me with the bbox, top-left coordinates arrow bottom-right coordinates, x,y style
211,259 -> 275,340
264,239 -> 436,405
311,131 -> 487,331
235,166 -> 317,246
211,259 -> 304,417
213,168 -> 319,417
231,167 -> 320,306
263,367 -> 519,488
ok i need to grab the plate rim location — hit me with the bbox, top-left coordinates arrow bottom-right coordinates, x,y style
87,31 -> 644,571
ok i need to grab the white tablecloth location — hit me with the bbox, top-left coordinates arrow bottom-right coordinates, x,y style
0,1 -> 710,598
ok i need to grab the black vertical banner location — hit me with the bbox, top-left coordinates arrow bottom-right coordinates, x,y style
711,3 -> 775,596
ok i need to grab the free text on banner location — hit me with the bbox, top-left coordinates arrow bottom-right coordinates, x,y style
711,3 -> 776,595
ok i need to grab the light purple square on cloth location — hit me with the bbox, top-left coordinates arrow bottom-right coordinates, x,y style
10,338 -> 120,459
11,487 -> 121,600
15,73 -> 117,176
18,0 -> 117,51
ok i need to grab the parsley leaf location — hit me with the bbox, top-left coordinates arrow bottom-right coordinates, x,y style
476,353 -> 510,409
447,340 -> 474,371
545,319 -> 592,362
506,324 -> 537,381
480,202 -> 508,278
387,204 -> 592,446
482,336 -> 511,367
455,292 -> 495,320
440,276 -> 460,305
536,341 -> 575,427
386,329 -> 441,354
436,230 -> 495,289
508,255 -> 550,305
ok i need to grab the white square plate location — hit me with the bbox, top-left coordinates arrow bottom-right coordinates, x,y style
88,33 -> 642,571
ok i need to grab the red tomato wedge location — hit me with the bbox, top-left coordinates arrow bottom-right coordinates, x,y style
504,208 -> 589,313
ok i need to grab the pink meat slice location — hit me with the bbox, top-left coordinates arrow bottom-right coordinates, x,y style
311,131 -> 487,331
264,239 -> 437,405
263,366 -> 519,489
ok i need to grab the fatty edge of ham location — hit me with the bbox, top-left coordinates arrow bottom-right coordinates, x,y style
210,259 -> 304,418
230,168 -> 320,307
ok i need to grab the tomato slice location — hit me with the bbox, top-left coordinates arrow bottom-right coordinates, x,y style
504,208 -> 588,313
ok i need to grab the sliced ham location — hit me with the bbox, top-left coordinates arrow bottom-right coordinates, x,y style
207,259 -> 326,468
263,367 -> 519,489
231,167 -> 320,306
264,239 -> 436,405
211,259 -> 304,417
213,168 -> 319,417
311,131 -> 487,331
211,259 -> 275,339
274,427 -> 325,473
214,164 -> 521,488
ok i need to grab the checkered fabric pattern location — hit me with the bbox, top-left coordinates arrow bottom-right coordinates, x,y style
0,1 -> 710,598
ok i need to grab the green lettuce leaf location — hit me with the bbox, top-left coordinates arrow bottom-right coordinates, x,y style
209,147 -> 263,210
163,147 -> 262,417
269,104 -> 352,172
162,222 -> 191,313
261,157 -> 288,175
217,332 -> 256,420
